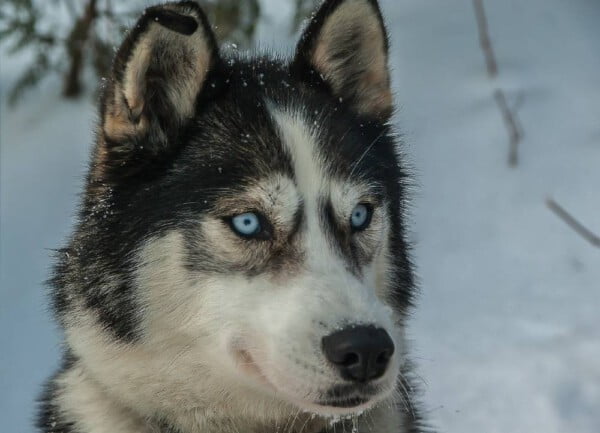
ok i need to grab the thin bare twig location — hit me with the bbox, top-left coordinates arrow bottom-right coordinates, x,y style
494,89 -> 522,167
473,0 -> 498,77
513,91 -> 526,112
511,91 -> 526,139
546,198 -> 600,248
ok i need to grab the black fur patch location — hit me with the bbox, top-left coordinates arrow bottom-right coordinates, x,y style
146,8 -> 199,35
37,354 -> 78,433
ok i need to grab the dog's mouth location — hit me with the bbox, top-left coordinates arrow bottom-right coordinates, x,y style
315,396 -> 370,408
231,346 -> 386,414
314,383 -> 379,409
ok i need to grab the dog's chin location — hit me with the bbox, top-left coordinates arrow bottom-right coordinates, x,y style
278,384 -> 394,418
291,396 -> 376,417
231,347 -> 392,417
302,383 -> 397,417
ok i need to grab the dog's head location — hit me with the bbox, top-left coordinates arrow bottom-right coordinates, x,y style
62,0 -> 414,424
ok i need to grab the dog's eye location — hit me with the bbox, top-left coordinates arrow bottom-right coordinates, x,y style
230,212 -> 262,238
350,203 -> 373,232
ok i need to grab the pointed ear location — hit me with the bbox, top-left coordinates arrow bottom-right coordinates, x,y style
98,1 -> 219,173
292,0 -> 392,120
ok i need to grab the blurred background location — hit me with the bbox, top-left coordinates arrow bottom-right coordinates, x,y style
1,0 -> 598,432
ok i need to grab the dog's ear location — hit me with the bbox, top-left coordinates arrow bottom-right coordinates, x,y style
96,1 -> 218,178
292,0 -> 392,120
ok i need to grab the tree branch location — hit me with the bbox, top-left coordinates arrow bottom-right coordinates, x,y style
546,198 -> 600,248
473,0 -> 498,77
63,0 -> 97,98
494,89 -> 522,167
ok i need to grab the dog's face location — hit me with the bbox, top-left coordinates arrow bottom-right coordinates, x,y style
63,0 -> 414,424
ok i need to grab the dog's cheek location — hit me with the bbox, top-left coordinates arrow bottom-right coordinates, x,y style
134,230 -> 222,341
370,219 -> 397,307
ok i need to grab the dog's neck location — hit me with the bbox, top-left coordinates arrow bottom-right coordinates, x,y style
54,359 -> 406,433
56,362 -> 338,433
159,406 -> 403,433
158,410 -> 330,433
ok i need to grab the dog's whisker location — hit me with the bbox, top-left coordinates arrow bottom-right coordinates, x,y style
348,130 -> 386,179
397,374 -> 416,419
296,413 -> 313,433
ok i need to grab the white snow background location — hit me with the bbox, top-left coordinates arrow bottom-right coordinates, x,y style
1,0 -> 599,432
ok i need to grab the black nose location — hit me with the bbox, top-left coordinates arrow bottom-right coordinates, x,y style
322,325 -> 394,383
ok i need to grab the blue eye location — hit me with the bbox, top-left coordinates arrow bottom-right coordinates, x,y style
231,212 -> 262,237
350,204 -> 372,231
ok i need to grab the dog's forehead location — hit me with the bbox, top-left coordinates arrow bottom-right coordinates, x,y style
266,104 -> 374,206
184,64 -> 389,199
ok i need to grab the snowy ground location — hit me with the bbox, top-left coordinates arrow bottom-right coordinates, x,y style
1,1 -> 599,432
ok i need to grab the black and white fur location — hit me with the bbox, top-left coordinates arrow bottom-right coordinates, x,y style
38,1 -> 427,432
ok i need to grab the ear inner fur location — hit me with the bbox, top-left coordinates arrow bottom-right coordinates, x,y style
100,2 -> 219,157
292,0 -> 392,120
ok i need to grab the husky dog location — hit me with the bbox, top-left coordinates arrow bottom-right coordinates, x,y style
38,1 -> 426,432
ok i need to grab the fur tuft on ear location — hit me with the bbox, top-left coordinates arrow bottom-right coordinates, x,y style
292,0 -> 392,120
98,1 -> 219,173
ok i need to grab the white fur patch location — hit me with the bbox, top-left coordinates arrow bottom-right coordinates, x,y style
56,364 -> 148,433
268,106 -> 324,224
267,105 -> 341,268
